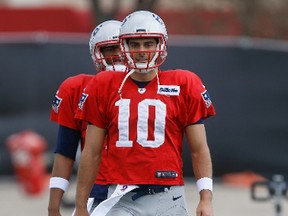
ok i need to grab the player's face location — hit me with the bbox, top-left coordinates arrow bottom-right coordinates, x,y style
127,38 -> 157,65
101,45 -> 121,65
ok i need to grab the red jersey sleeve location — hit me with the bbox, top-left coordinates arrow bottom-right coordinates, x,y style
50,79 -> 78,129
185,71 -> 216,124
75,73 -> 108,129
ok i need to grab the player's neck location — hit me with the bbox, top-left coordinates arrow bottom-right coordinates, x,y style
130,69 -> 158,82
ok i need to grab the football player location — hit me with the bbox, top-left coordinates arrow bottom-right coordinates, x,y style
48,20 -> 126,216
75,10 -> 215,216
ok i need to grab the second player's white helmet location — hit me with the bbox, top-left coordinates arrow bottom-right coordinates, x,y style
119,10 -> 168,72
89,20 -> 126,72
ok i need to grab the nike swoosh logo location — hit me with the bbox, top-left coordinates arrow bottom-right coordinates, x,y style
172,195 -> 182,201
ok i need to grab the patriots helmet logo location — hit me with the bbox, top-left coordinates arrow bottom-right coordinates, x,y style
78,93 -> 88,110
52,93 -> 62,114
201,90 -> 212,108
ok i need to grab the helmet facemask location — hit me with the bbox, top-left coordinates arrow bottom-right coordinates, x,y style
120,34 -> 167,73
92,41 -> 126,72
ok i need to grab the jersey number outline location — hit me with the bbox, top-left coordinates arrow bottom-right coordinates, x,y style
115,99 -> 166,148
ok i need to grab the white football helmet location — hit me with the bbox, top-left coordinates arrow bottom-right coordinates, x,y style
119,10 -> 168,73
89,20 -> 126,72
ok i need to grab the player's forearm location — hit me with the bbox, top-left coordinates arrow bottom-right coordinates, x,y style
185,124 -> 213,203
51,153 -> 74,179
48,154 -> 74,214
48,188 -> 63,215
191,145 -> 213,179
75,150 -> 101,209
191,145 -> 213,202
75,125 -> 105,209
185,124 -> 213,178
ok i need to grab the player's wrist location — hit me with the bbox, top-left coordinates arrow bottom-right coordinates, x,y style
48,206 -> 60,215
49,177 -> 69,192
196,177 -> 213,193
199,189 -> 213,202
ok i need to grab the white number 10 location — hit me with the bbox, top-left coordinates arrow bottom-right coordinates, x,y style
115,99 -> 166,148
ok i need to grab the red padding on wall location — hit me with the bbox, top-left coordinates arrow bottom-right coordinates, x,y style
0,7 -> 94,33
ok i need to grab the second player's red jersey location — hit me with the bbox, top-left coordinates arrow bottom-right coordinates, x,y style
76,69 -> 216,186
50,74 -> 92,145
50,73 -> 107,184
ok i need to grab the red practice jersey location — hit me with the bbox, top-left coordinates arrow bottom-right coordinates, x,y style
76,70 -> 216,186
50,73 -> 107,185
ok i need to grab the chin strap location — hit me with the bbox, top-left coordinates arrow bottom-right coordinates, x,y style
155,69 -> 160,86
118,69 -> 135,100
106,64 -> 127,72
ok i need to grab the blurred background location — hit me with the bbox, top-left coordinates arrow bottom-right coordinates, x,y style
0,0 -> 288,215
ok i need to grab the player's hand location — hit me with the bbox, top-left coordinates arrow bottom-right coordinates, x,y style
73,208 -> 89,216
196,190 -> 213,216
48,209 -> 61,216
196,200 -> 213,216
